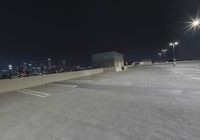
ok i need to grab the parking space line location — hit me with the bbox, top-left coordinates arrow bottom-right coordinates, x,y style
49,83 -> 78,88
17,90 -> 47,97
21,89 -> 51,96
172,69 -> 200,81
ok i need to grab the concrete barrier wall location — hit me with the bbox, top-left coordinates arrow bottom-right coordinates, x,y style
0,68 -> 103,94
126,65 -> 133,68
103,66 -> 129,72
103,67 -> 118,72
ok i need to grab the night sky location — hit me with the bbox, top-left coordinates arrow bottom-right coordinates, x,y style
0,0 -> 200,68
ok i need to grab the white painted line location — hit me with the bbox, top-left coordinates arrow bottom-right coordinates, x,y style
17,90 -> 46,97
192,77 -> 200,80
172,69 -> 200,81
21,89 -> 51,96
49,83 -> 78,88
157,89 -> 183,96
173,70 -> 186,75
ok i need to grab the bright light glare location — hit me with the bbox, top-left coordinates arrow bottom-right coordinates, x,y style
193,20 -> 200,27
8,64 -> 13,70
169,42 -> 179,47
186,16 -> 200,31
175,42 -> 178,45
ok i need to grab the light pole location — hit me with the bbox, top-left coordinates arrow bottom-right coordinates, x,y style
169,42 -> 179,66
158,53 -> 162,63
188,16 -> 200,68
8,64 -> 13,79
48,58 -> 52,71
162,49 -> 167,62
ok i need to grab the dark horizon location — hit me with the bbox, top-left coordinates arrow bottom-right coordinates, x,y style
1,0 -> 200,69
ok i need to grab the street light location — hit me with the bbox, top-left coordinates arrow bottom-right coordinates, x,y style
48,58 -> 51,62
186,15 -> 200,68
187,16 -> 200,31
192,20 -> 200,27
169,42 -> 179,66
162,49 -> 167,62
8,64 -> 13,70
158,53 -> 162,63
8,64 -> 13,80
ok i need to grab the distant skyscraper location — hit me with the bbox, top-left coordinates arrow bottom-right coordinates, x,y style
23,62 -> 28,71
47,58 -> 52,71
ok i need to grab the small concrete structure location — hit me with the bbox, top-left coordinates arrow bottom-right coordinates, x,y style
92,51 -> 124,72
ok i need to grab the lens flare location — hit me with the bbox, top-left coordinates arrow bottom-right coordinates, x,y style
186,16 -> 200,31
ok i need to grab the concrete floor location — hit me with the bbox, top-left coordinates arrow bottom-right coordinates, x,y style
1,63 -> 200,140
